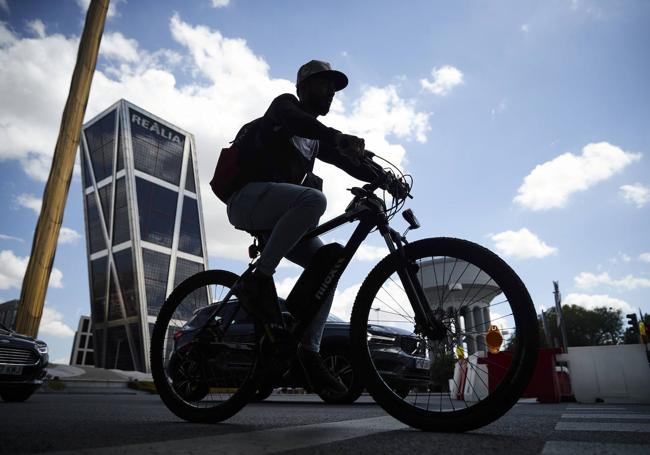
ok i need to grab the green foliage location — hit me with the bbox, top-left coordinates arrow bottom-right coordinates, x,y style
539,305 -> 624,347
47,377 -> 65,391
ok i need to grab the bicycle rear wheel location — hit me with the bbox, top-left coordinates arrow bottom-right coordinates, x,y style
150,270 -> 262,423
351,237 -> 539,432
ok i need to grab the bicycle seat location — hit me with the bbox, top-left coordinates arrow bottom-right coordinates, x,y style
237,228 -> 270,258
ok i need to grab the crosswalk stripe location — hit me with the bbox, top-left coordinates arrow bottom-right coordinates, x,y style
40,415 -> 410,455
555,422 -> 650,433
561,413 -> 649,420
565,406 -> 626,411
542,440 -> 642,454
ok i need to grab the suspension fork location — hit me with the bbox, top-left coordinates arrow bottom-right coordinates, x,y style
380,227 -> 447,340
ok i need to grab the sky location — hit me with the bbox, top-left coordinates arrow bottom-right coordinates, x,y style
0,0 -> 648,365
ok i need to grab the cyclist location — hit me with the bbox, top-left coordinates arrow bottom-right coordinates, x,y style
222,60 -> 385,396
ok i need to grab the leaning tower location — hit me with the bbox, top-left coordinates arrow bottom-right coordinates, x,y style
79,100 -> 209,372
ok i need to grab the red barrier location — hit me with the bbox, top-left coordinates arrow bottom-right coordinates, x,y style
479,348 -> 563,403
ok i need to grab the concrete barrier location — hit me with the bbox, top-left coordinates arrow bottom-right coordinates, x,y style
557,344 -> 650,404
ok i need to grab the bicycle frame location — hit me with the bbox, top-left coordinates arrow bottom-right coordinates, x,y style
202,186 -> 444,341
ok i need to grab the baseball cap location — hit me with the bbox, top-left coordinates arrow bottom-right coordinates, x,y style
296,60 -> 348,91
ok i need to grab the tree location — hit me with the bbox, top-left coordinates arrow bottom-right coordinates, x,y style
539,305 -> 624,347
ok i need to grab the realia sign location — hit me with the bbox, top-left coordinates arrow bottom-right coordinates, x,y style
130,112 -> 183,146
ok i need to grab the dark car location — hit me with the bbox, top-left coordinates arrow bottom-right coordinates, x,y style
170,299 -> 430,404
0,321 -> 49,402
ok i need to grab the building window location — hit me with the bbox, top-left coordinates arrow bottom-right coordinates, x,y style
136,177 -> 177,248
98,182 -> 113,231
113,248 -> 138,317
185,154 -> 196,192
85,110 -> 116,182
82,318 -> 89,332
178,197 -> 202,256
90,257 -> 108,323
142,248 -> 170,317
80,335 -> 87,348
112,178 -> 130,245
86,193 -> 106,254
130,109 -> 185,186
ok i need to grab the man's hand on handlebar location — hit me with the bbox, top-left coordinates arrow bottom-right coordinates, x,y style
385,174 -> 410,200
334,133 -> 365,165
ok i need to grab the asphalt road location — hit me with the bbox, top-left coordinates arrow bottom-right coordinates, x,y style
1,392 -> 649,454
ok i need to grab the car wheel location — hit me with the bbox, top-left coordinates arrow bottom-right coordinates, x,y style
0,387 -> 36,402
318,348 -> 363,404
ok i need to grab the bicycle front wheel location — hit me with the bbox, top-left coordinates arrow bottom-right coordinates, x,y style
150,270 -> 262,423
351,237 -> 539,432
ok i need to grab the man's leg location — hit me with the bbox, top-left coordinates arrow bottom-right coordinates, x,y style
284,237 -> 335,353
227,182 -> 326,276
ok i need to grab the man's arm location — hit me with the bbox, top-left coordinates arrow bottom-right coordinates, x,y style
317,142 -> 384,183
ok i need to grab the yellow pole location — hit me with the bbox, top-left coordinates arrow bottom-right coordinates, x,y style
15,0 -> 110,337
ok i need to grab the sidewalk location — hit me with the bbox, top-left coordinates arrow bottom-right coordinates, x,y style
38,364 -> 152,395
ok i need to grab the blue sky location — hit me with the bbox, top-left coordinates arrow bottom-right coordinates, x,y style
0,0 -> 648,364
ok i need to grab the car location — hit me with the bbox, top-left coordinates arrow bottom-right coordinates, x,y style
169,299 -> 430,404
0,321 -> 49,402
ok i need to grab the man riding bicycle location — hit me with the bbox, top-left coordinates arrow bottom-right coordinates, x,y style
219,60 -> 400,397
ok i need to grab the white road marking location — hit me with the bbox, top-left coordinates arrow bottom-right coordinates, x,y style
40,415 -> 410,455
542,440 -> 642,454
566,406 -> 625,411
555,422 -> 650,433
561,413 -> 649,420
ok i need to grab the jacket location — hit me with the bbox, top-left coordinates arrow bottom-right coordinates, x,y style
234,93 -> 380,189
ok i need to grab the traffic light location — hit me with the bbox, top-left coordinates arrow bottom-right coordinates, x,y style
626,313 -> 639,332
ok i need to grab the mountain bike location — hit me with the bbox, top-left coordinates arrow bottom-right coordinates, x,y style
150,152 -> 539,432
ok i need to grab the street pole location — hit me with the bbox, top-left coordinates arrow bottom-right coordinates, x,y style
553,281 -> 569,352
15,0 -> 109,337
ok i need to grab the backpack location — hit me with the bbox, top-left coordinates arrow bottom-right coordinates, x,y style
209,118 -> 262,203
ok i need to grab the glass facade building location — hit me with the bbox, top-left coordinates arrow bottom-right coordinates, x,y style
80,100 -> 208,372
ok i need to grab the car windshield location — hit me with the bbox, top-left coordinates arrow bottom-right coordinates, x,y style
0,321 -> 11,333
327,314 -> 345,322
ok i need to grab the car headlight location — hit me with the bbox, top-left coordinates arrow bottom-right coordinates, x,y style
367,332 -> 397,344
36,342 -> 48,355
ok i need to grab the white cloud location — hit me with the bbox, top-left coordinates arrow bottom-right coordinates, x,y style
355,244 -> 390,261
0,250 -> 64,290
15,193 -> 42,214
514,142 -> 642,210
563,293 -> 633,314
491,98 -> 507,116
100,32 -> 139,62
490,228 -> 557,260
420,65 -> 464,96
39,306 -> 75,338
574,271 -> 650,291
640,253 -> 650,263
211,0 -> 230,7
620,183 -> 650,208
58,227 -> 81,245
330,283 -> 362,321
275,275 -> 299,299
0,15 -> 430,263
26,20 -> 46,38
0,234 -> 23,242
520,24 -> 530,32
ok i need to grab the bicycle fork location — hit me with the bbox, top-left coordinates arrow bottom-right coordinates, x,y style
380,227 -> 447,341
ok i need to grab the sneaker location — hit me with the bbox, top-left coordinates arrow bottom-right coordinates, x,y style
234,271 -> 282,323
297,344 -> 348,396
